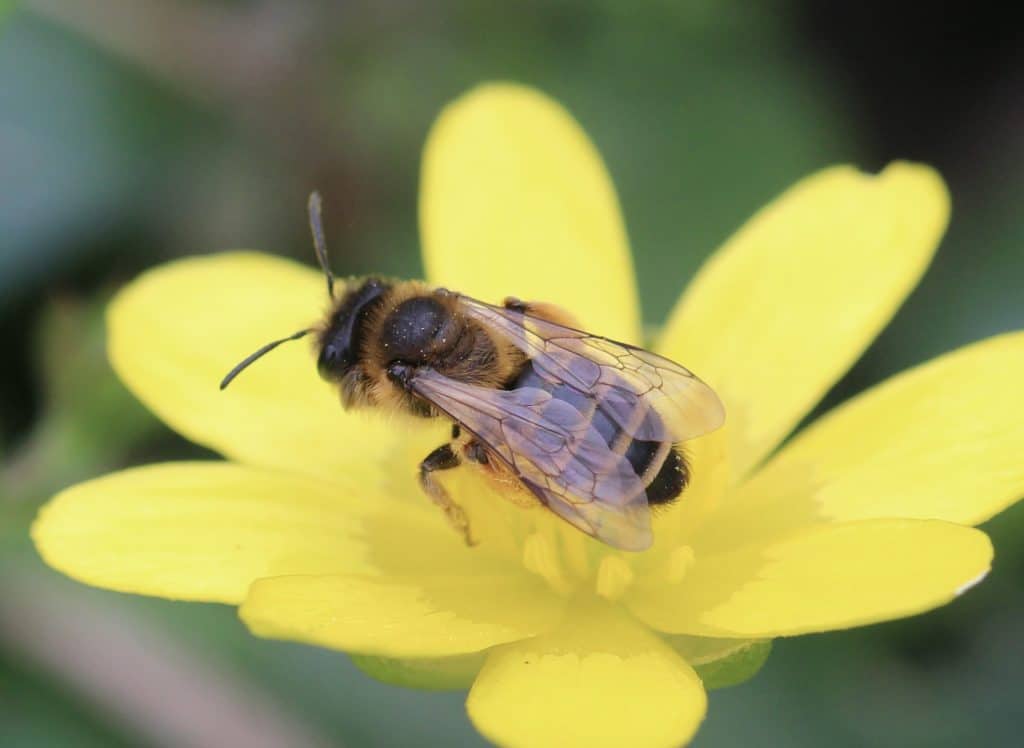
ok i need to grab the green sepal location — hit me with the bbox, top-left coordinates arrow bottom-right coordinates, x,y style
349,650 -> 487,691
666,635 -> 772,689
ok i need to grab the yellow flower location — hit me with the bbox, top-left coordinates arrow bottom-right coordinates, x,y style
32,84 -> 1024,748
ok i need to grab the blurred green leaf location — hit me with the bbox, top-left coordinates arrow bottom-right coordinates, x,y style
0,2 -> 15,28
349,652 -> 485,691
668,635 -> 773,690
0,656 -> 130,748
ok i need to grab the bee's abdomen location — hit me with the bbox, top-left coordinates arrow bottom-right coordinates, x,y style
511,362 -> 688,505
625,441 -> 688,505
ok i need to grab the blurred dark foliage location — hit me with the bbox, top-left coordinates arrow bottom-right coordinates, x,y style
1,2 -> 1021,746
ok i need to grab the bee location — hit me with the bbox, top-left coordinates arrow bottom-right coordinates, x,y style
220,193 -> 725,551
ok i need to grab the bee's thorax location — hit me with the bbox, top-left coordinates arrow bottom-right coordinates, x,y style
325,281 -> 521,418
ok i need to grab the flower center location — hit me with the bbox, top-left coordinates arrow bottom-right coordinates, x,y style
521,532 -> 576,595
429,430 -> 724,600
595,555 -> 634,600
514,520 -> 697,600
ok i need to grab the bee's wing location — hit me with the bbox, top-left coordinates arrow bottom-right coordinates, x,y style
457,296 -> 726,442
410,369 -> 653,551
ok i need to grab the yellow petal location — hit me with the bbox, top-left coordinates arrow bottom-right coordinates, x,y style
108,252 -> 433,481
420,83 -> 641,342
660,163 -> 950,480
626,519 -> 991,638
240,572 -> 564,658
33,462 -> 497,604
700,332 -> 1024,550
32,462 -> 376,603
467,598 -> 706,748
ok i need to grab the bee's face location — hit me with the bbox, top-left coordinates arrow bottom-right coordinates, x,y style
316,278 -> 390,408
316,335 -> 368,409
315,334 -> 350,381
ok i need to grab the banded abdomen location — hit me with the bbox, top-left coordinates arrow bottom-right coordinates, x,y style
508,361 -> 688,506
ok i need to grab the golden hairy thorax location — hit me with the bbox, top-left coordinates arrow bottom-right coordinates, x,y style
354,282 -> 526,416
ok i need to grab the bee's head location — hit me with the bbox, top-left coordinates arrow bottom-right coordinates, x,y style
317,277 -> 391,408
220,191 -> 383,395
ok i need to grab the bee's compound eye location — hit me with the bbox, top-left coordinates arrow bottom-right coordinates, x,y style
317,342 -> 349,380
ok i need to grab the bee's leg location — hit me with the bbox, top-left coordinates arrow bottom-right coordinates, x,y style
464,440 -> 489,465
503,297 -> 529,313
419,444 -> 476,546
503,297 -> 580,328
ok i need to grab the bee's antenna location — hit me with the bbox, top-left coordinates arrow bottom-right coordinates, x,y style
219,328 -> 313,390
307,190 -> 335,300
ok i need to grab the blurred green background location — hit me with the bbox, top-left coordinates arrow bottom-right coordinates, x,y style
2,1 -> 1022,746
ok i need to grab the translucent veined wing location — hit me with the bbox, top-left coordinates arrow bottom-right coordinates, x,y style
456,295 -> 726,442
409,369 -> 653,551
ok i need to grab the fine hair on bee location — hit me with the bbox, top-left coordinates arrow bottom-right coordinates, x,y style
221,193 -> 725,551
